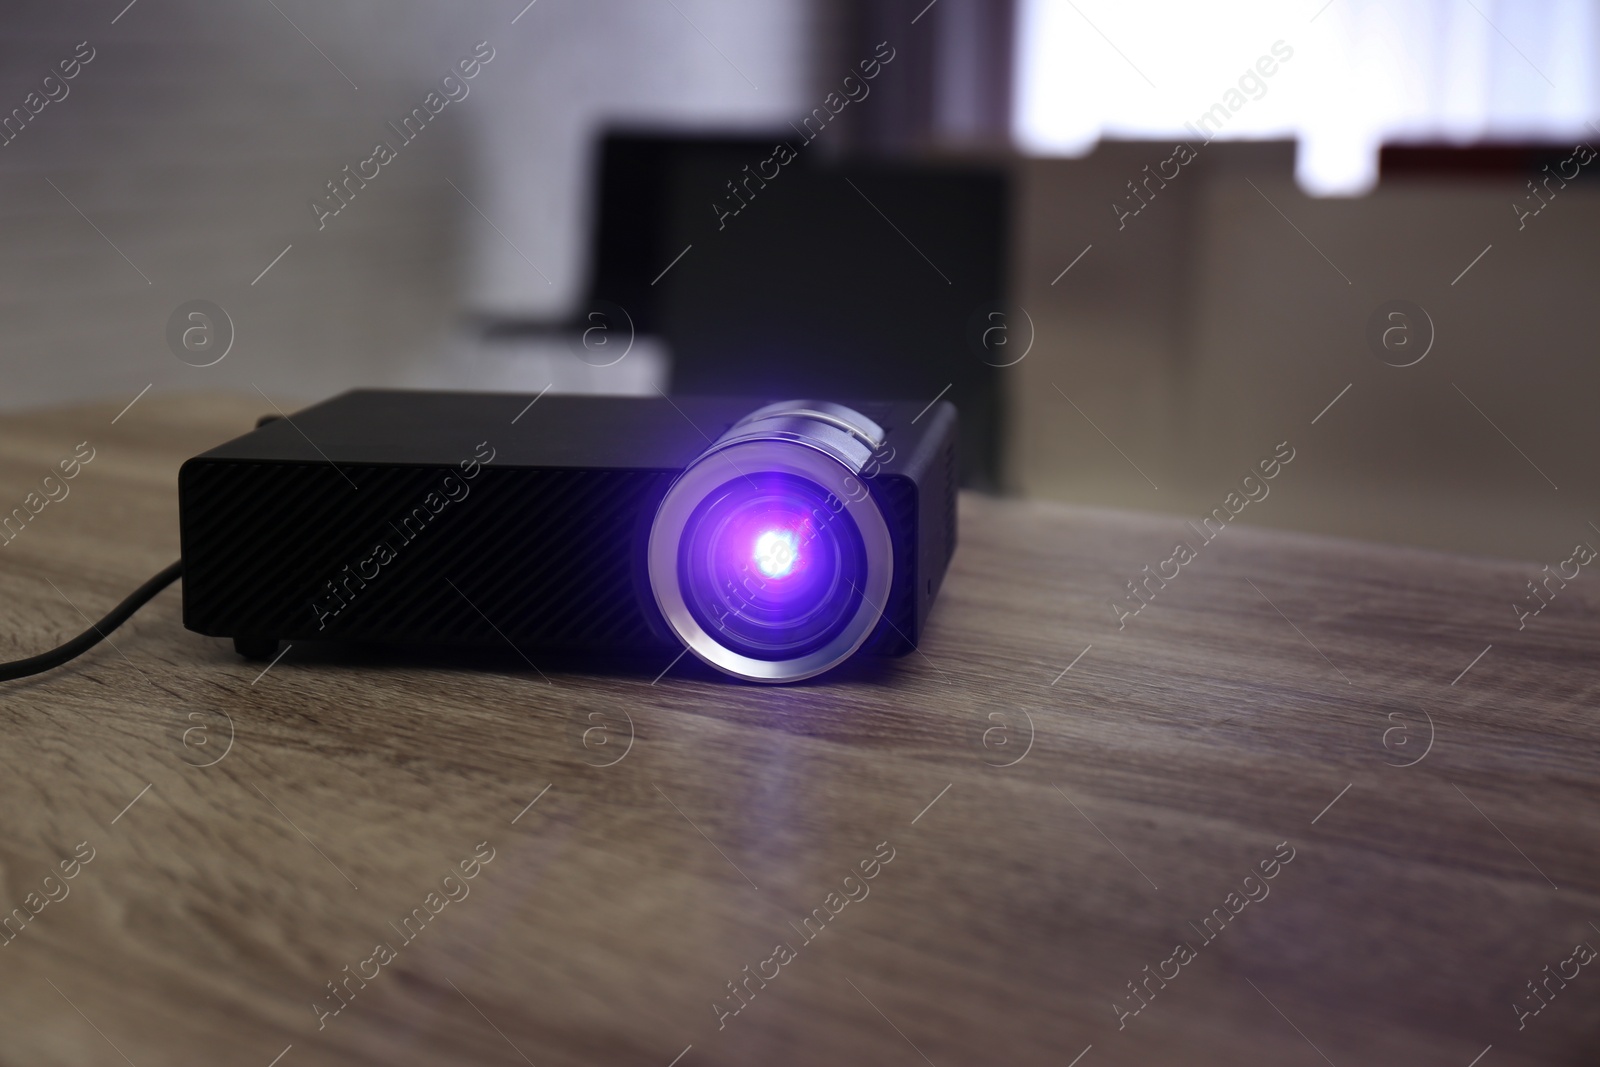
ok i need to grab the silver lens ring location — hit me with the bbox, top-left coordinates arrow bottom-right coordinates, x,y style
648,429 -> 894,684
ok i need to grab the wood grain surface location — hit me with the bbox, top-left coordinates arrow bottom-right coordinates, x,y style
0,393 -> 1596,1066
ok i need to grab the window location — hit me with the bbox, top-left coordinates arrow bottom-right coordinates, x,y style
1013,0 -> 1599,194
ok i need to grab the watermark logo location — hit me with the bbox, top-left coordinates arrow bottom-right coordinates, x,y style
710,840 -> 896,1030
1111,441 -> 1295,629
577,708 -> 634,768
313,42 -> 495,231
0,441 -> 94,550
0,841 -> 96,951
1513,141 -> 1596,230
310,441 -> 494,630
966,302 -> 1034,367
711,42 -> 896,232
0,41 -> 95,150
166,299 -> 234,367
1514,939 -> 1597,1030
1113,841 -> 1295,1030
980,707 -> 1035,767
1380,707 -> 1433,768
179,709 -> 235,768
1365,299 -> 1433,367
1514,533 -> 1595,631
310,841 -> 496,1030
566,300 -> 634,368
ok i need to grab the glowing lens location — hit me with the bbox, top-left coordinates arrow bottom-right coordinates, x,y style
677,473 -> 867,662
754,529 -> 799,578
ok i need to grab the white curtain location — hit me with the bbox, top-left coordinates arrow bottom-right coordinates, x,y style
1013,0 -> 1599,194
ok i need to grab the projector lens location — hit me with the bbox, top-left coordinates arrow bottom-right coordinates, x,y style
649,402 -> 894,683
679,473 -> 866,661
753,528 -> 798,578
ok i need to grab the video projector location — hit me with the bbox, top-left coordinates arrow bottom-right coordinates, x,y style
178,390 -> 957,683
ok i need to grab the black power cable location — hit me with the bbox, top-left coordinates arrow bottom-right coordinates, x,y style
0,560 -> 183,682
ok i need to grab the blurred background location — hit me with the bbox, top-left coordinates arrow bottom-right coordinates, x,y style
3,0 -> 1598,560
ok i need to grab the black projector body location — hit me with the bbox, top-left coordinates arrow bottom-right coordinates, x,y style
179,390 -> 957,681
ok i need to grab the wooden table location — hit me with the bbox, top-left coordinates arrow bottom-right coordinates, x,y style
1,394 -> 1596,1066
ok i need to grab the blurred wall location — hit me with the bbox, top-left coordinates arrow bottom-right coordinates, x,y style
0,0 -> 825,410
462,2 -> 828,316
1009,141 -> 1600,561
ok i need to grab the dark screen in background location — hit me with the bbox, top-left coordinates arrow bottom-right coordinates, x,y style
586,133 -> 1009,490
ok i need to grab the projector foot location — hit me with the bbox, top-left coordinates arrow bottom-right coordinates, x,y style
233,636 -> 279,661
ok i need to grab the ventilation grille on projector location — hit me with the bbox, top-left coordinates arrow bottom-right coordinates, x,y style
180,462 -> 678,651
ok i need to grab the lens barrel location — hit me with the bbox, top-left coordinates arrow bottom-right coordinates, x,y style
647,401 -> 895,683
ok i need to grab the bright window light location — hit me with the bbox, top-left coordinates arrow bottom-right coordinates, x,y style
1013,0 -> 1598,195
